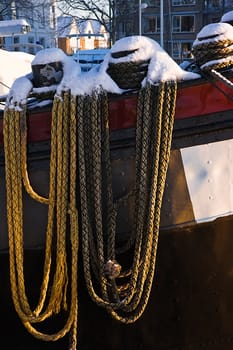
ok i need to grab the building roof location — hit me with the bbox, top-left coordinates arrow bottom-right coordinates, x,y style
57,16 -> 106,38
57,16 -> 79,37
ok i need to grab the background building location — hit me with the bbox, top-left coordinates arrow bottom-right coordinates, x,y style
0,1 -> 109,56
0,0 -> 57,54
57,16 -> 109,55
115,0 -> 233,63
2,0 -> 233,62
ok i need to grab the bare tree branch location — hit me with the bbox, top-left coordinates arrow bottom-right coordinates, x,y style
57,0 -> 116,44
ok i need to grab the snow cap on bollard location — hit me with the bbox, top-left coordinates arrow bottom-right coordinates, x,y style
31,48 -> 66,87
221,10 -> 233,26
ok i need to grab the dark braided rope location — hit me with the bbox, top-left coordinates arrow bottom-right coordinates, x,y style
107,60 -> 149,89
192,38 -> 233,71
192,36 -> 233,100
192,39 -> 233,67
77,82 -> 177,323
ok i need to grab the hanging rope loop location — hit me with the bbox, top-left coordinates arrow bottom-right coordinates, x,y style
3,92 -> 79,346
3,79 -> 177,345
77,82 -> 177,323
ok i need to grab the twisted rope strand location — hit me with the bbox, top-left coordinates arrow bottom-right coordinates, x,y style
3,92 -> 79,342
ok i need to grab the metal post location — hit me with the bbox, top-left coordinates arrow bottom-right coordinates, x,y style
160,0 -> 164,47
139,0 -> 142,35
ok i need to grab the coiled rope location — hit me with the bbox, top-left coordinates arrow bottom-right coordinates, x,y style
3,80 -> 177,346
192,38 -> 233,91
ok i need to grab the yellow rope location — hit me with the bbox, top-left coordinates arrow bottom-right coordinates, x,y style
3,92 -> 78,346
192,38 -> 233,70
20,104 -> 49,204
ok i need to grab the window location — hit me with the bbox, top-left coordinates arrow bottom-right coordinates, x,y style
13,36 -> 19,44
204,0 -> 233,8
28,36 -> 34,54
126,21 -> 134,34
28,36 -> 34,44
206,0 -> 222,8
225,0 -> 233,6
143,15 -> 160,34
39,37 -> 45,48
147,0 -> 160,5
172,41 -> 193,59
172,0 -> 196,5
173,15 -> 194,32
13,35 -> 19,51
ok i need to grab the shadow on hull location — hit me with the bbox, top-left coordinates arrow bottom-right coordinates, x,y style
1,215 -> 233,349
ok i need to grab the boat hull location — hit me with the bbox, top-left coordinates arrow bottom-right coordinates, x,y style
0,78 -> 233,348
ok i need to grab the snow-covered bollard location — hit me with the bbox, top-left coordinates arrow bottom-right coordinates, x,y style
192,22 -> 233,71
31,47 -> 81,92
32,61 -> 63,88
106,47 -> 150,90
31,47 -> 81,91
99,36 -> 200,92
6,47 -> 81,108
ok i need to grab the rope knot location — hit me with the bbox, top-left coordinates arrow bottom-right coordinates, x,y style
104,260 -> 122,280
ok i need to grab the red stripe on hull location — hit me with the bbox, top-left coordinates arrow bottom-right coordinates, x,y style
1,77 -> 233,144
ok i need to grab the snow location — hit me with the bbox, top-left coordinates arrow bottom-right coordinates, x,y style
6,36 -> 201,107
32,47 -> 68,65
7,48 -> 81,108
73,48 -> 109,71
6,76 -> 33,109
0,49 -> 34,97
57,16 -> 78,37
221,10 -> 233,23
0,18 -> 29,28
32,47 -> 81,88
4,23 -> 233,105
100,36 -> 200,85
192,22 -> 233,46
